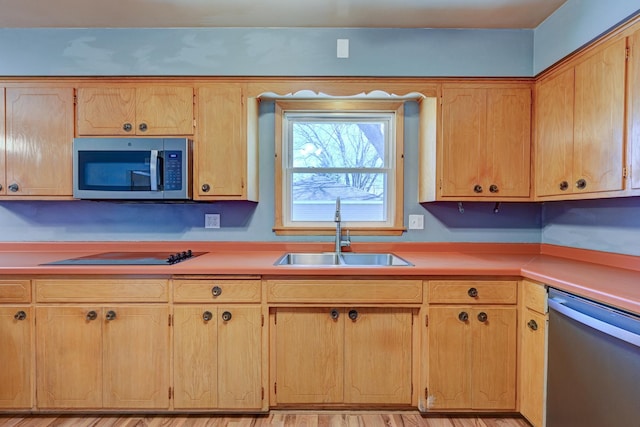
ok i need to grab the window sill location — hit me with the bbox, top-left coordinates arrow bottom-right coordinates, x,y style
272,227 -> 406,236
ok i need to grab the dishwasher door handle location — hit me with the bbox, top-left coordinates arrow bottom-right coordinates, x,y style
549,298 -> 640,347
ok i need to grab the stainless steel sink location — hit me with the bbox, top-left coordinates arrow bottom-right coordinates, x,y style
274,252 -> 412,266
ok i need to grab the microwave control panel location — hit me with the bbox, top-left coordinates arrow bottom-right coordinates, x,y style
164,151 -> 183,190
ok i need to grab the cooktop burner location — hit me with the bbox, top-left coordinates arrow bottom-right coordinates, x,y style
44,250 -> 204,266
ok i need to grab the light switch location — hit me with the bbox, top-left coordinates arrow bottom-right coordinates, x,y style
337,39 -> 349,58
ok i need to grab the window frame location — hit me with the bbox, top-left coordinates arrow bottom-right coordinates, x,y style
274,99 -> 405,236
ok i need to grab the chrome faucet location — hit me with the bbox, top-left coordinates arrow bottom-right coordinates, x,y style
334,197 -> 351,254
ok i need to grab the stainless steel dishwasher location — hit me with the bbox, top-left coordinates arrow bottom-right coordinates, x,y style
547,289 -> 640,427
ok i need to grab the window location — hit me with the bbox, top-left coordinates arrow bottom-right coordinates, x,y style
274,100 -> 404,235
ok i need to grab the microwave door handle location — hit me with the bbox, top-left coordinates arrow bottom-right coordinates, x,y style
150,150 -> 159,191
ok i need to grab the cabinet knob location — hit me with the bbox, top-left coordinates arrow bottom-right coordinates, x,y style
467,287 -> 478,298
138,123 -> 148,132
123,122 -> 133,132
527,319 -> 538,331
14,310 -> 27,321
477,312 -> 488,322
489,184 -> 499,193
203,311 -> 213,322
559,181 -> 569,191
348,309 -> 359,321
202,183 -> 211,192
0,184 -> 3,191
211,286 -> 222,297
330,309 -> 340,320
473,184 -> 483,193
85,310 -> 97,321
221,311 -> 232,322
458,311 -> 469,322
8,183 -> 19,192
105,310 -> 117,321
576,179 -> 587,190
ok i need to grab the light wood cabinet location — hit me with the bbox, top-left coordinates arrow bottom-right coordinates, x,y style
519,280 -> 548,427
3,87 -> 74,197
426,280 -> 517,411
0,306 -> 32,409
272,307 -> 413,406
535,37 -> 626,198
439,84 -> 531,199
194,84 -> 258,201
629,27 -> 640,190
76,86 -> 194,136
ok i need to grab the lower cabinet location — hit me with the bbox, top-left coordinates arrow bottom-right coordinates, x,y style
272,307 -> 413,406
36,305 -> 170,409
0,306 -> 32,409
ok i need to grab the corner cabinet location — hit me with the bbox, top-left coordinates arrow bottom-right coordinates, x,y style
193,84 -> 258,201
535,37 -> 627,198
76,86 -> 195,136
438,84 -> 531,200
425,280 -> 518,411
2,87 -> 74,198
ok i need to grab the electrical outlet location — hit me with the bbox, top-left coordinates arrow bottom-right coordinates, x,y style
205,213 -> 221,229
408,214 -> 424,230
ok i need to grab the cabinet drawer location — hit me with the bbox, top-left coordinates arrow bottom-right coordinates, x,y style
266,279 -> 422,304
429,280 -> 517,304
173,279 -> 261,303
35,279 -> 168,302
522,280 -> 547,314
0,280 -> 31,303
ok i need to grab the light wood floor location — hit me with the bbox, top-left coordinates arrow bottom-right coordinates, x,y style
0,413 -> 532,427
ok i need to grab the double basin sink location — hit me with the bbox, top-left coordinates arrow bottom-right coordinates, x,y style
275,252 -> 412,267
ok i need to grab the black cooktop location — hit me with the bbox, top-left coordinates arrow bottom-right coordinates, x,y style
44,250 -> 204,266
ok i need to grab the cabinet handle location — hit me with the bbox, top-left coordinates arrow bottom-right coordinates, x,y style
467,287 -> 478,298
221,311 -> 232,322
559,181 -> 569,191
489,184 -> 499,193
105,310 -> 117,321
85,310 -> 97,321
330,309 -> 340,320
211,286 -> 222,297
203,311 -> 213,322
458,311 -> 469,322
576,179 -> 587,190
348,309 -> 359,321
123,122 -> 133,132
477,312 -> 488,322
202,183 -> 211,192
14,310 -> 27,321
138,123 -> 148,132
527,319 -> 538,331
473,184 -> 483,193
8,183 -> 19,192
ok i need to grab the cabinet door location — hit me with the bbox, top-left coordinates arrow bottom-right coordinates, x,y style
629,28 -> 640,190
520,308 -> 547,427
535,68 -> 575,197
0,88 -> 5,195
573,38 -> 626,194
76,87 -> 136,135
471,307 -> 517,410
428,306 -> 471,409
135,86 -> 194,135
103,306 -> 169,409
173,305 -> 218,409
5,88 -> 74,196
0,306 -> 31,408
344,308 -> 412,404
486,88 -> 531,197
274,308 -> 343,404
36,306 -> 102,408
441,88 -> 486,197
195,85 -> 246,199
217,306 -> 262,409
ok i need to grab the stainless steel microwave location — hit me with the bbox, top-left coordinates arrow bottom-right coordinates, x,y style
73,138 -> 192,200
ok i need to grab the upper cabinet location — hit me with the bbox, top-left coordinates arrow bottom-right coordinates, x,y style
629,27 -> 640,191
437,84 -> 531,200
193,83 -> 258,201
535,38 -> 627,199
3,87 -> 75,198
76,86 -> 195,136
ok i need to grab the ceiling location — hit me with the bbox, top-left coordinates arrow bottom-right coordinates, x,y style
0,0 -> 567,29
